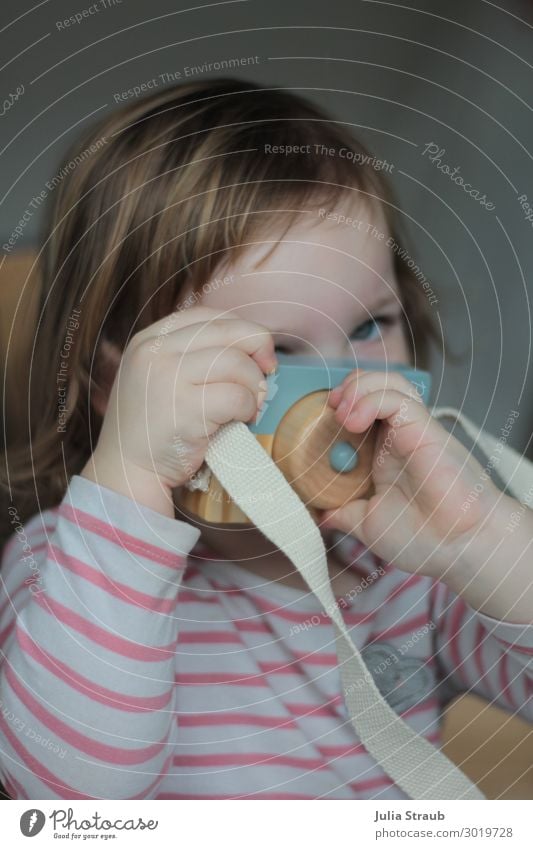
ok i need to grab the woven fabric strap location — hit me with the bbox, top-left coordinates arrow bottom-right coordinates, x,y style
204,405 -> 533,799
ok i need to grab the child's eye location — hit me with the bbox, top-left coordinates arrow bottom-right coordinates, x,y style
350,315 -> 397,342
273,315 -> 399,354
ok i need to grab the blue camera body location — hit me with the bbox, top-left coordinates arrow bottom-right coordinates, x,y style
250,353 -> 431,434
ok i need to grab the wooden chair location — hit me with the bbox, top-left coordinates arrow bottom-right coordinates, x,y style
0,252 -> 531,800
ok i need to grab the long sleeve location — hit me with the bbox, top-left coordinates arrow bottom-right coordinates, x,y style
0,475 -> 200,800
430,580 -> 533,721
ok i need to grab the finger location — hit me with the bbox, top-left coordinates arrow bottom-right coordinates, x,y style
337,388 -> 431,434
190,382 -> 260,432
327,367 -> 365,407
147,317 -> 278,376
179,347 -> 268,402
319,500 -> 369,539
328,368 -> 407,408
334,370 -> 425,416
341,368 -> 422,401
134,306 -> 238,344
327,385 -> 344,406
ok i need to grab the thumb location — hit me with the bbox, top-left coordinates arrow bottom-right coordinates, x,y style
320,500 -> 369,539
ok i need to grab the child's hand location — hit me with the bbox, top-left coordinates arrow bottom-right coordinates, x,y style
82,306 -> 277,516
321,369 -> 503,580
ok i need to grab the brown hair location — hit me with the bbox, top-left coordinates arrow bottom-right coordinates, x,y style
2,77 -> 441,529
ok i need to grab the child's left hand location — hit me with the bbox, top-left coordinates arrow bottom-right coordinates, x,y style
320,369 -> 503,581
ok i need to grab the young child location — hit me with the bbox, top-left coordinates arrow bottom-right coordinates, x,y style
1,78 -> 531,801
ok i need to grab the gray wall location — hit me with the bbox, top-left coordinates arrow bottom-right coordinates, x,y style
2,0 -> 533,453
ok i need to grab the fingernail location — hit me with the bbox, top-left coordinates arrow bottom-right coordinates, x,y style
257,380 -> 268,409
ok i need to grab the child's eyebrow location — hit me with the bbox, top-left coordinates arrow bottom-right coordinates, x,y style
363,292 -> 401,312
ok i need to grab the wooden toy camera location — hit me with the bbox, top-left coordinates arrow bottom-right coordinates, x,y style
177,355 -> 431,524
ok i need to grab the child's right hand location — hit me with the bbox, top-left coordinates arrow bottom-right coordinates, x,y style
82,306 -> 278,516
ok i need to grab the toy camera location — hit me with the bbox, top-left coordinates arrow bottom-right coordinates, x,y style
177,354 -> 431,524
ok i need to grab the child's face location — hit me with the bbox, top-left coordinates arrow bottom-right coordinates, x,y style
191,199 -> 410,365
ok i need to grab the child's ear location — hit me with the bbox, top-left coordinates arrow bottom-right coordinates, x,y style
92,338 -> 122,418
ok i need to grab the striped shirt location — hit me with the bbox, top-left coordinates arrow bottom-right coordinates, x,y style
0,474 -> 531,800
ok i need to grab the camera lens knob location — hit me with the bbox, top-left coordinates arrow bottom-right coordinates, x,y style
329,441 -> 359,473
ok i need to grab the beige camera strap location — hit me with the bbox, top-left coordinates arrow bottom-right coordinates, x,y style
203,405 -> 533,800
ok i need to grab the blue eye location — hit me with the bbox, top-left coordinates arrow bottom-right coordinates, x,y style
350,316 -> 396,342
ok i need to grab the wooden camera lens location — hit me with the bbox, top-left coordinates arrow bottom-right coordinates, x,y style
271,390 -> 376,509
